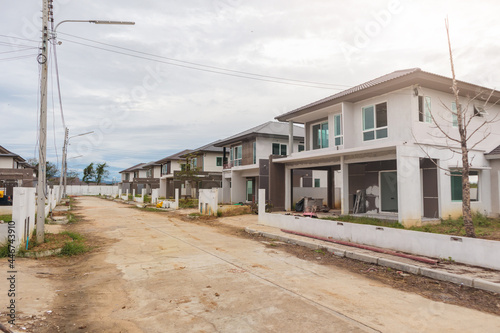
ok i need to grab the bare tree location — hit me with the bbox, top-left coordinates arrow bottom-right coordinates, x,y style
415,19 -> 500,237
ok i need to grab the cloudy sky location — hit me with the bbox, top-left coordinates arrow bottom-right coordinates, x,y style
1,0 -> 500,182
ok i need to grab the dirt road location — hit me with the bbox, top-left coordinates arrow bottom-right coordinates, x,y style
2,197 -> 500,332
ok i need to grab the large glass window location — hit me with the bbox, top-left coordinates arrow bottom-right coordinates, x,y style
451,170 -> 479,201
216,157 -> 222,167
253,141 -> 257,164
363,102 -> 388,141
272,143 -> 287,156
298,144 -> 305,152
312,121 -> 329,149
418,96 -> 432,123
233,145 -> 242,166
333,114 -> 343,146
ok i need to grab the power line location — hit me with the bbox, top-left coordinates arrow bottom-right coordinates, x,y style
0,54 -> 36,62
0,34 -> 39,43
56,32 -> 350,90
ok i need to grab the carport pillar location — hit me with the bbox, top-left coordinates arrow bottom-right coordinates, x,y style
397,146 -> 421,227
285,165 -> 292,211
288,121 -> 294,155
340,156 -> 349,215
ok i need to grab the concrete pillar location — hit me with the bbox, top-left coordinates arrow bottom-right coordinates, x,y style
284,166 -> 292,211
174,188 -> 179,208
340,156 -> 350,215
288,121 -> 294,155
397,146 -> 421,226
258,188 -> 266,222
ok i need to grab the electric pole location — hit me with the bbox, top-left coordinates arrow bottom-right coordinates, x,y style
36,0 -> 51,243
59,127 -> 68,199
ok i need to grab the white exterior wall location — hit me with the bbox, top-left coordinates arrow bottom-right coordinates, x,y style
0,157 -> 14,168
256,136 -> 303,163
202,152 -> 223,172
153,166 -> 161,178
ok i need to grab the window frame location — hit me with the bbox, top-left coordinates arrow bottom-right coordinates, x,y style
450,170 -> 479,202
253,141 -> 257,164
233,145 -> 242,166
272,143 -> 287,156
333,113 -> 343,146
216,156 -> 223,167
418,96 -> 432,123
451,102 -> 459,127
314,178 -> 321,188
362,102 -> 388,141
311,120 -> 329,150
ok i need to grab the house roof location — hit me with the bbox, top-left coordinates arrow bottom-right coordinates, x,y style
0,145 -> 26,163
139,161 -> 161,169
119,163 -> 146,173
276,68 -> 500,122
185,140 -> 224,155
214,121 -> 305,147
155,149 -> 193,164
487,145 -> 500,156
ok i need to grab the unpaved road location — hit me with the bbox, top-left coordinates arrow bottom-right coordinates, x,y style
2,196 -> 500,332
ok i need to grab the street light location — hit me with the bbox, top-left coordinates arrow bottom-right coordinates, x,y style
60,129 -> 94,199
34,10 -> 134,243
53,20 -> 135,38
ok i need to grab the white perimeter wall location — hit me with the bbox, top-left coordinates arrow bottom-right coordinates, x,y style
258,189 -> 500,270
66,185 -> 119,196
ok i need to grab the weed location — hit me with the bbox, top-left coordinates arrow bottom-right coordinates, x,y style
322,215 -> 405,229
188,213 -> 202,217
314,248 -> 326,255
0,214 -> 12,221
60,241 -> 88,256
60,231 -> 84,241
144,195 -> 151,203
128,194 -> 133,201
179,199 -> 198,209
217,209 -> 223,217
0,242 -> 10,258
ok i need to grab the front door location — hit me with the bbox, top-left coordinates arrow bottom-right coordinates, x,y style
246,178 -> 254,202
380,171 -> 398,212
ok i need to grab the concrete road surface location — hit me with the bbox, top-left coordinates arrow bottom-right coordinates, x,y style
2,196 -> 499,332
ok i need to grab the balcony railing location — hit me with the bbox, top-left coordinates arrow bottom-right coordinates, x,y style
223,160 -> 242,169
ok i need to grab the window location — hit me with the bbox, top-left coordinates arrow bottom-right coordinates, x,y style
180,164 -> 186,171
191,158 -> 197,169
363,102 -> 388,141
314,178 -> 321,188
216,157 -> 223,167
161,164 -> 167,175
451,102 -> 459,127
333,114 -> 343,146
125,173 -> 130,181
298,144 -> 305,152
232,145 -> 242,166
134,171 -> 138,178
146,169 -> 152,178
272,143 -> 287,156
253,141 -> 257,164
312,121 -> 329,149
451,170 -> 479,201
418,96 -> 432,123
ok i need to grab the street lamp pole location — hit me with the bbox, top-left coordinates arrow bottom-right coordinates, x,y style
62,130 -> 94,198
35,4 -> 134,243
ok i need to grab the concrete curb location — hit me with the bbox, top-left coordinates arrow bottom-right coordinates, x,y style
246,227 -> 500,294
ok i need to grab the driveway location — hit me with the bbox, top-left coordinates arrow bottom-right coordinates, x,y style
2,196 -> 499,332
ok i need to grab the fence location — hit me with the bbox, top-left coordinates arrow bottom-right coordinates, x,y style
257,189 -> 500,270
65,185 -> 119,196
0,187 -> 36,249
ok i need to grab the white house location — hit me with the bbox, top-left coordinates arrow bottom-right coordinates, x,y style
274,68 -> 500,226
215,121 -> 312,204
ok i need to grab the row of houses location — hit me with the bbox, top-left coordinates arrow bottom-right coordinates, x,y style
0,145 -> 35,199
120,68 -> 500,226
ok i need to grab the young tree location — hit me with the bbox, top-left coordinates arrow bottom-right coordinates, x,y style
95,162 -> 109,185
176,153 -> 201,197
416,19 -> 499,237
83,163 -> 95,184
27,158 -> 59,179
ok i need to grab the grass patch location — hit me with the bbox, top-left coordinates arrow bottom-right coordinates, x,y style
322,215 -> 405,229
144,195 -> 151,203
128,194 -> 133,201
409,212 -> 500,239
0,242 -> 11,258
0,214 -> 12,221
217,205 -> 252,217
60,241 -> 88,256
60,231 -> 84,241
179,198 -> 198,209
188,212 -> 202,217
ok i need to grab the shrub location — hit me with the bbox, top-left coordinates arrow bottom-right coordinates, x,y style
60,241 -> 88,256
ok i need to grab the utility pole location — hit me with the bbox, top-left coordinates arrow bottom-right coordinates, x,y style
59,127 -> 68,199
36,0 -> 51,243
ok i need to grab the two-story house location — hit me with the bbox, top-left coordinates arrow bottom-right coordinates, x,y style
215,121 -> 318,204
119,162 -> 155,195
156,149 -> 193,199
273,68 -> 500,226
0,145 -> 34,197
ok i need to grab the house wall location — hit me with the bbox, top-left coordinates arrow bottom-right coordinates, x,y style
0,157 -> 14,168
490,159 -> 500,216
153,166 -> 161,178
256,136 -> 303,161
203,152 -> 224,172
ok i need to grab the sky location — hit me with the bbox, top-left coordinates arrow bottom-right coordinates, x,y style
1,0 -> 500,182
